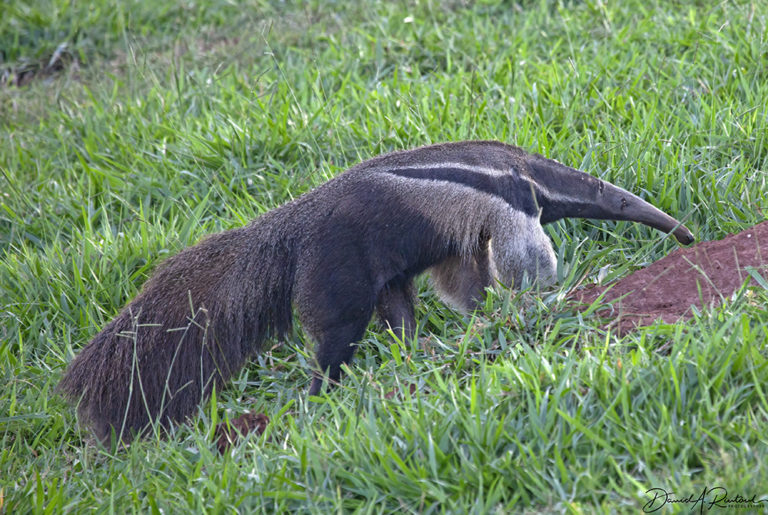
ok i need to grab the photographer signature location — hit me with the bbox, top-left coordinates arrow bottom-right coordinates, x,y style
643,486 -> 768,513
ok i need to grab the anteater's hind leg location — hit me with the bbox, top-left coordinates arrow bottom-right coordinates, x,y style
375,278 -> 416,342
307,315 -> 373,395
306,277 -> 417,394
297,264 -> 377,396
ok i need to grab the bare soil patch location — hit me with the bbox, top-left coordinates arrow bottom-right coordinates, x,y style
571,221 -> 768,335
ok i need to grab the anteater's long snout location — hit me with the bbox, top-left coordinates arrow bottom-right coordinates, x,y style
601,181 -> 695,245
528,155 -> 695,245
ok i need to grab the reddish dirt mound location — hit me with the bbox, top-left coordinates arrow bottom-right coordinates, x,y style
572,221 -> 768,335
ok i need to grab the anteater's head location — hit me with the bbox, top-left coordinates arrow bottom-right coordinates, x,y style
521,153 -> 694,245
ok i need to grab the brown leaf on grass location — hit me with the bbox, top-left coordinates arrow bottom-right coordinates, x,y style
384,382 -> 418,400
215,412 -> 269,454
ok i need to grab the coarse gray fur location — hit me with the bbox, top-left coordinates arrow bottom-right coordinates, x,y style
58,140 -> 694,445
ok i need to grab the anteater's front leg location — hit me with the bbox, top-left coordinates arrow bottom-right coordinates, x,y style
430,248 -> 492,312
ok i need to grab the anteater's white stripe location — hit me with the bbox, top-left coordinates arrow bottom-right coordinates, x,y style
373,161 -> 509,177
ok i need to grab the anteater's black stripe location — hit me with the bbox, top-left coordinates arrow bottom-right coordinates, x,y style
384,167 -> 540,216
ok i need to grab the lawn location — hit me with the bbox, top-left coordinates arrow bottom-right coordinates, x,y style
2,0 -> 767,512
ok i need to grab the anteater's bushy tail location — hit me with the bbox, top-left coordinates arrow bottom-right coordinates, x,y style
58,219 -> 296,444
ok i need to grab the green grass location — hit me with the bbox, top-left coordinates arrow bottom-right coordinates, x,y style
2,0 -> 768,512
